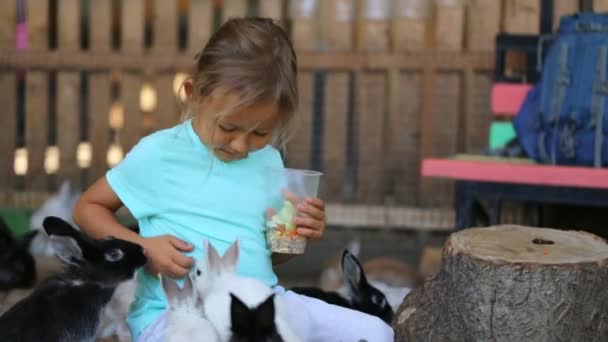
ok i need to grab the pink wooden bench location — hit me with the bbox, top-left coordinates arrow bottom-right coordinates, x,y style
421,83 -> 608,229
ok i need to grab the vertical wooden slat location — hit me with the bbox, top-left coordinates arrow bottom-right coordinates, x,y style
462,68 -> 475,152
467,0 -> 501,52
259,0 -> 283,22
155,0 -> 178,51
291,0 -> 318,51
355,1 -> 390,203
25,0 -> 49,190
121,0 -> 144,152
154,0 -> 179,131
357,0 -> 390,51
0,1 -> 17,190
57,0 -> 81,186
392,0 -> 431,52
56,73 -> 80,185
418,68 -> 435,205
466,72 -> 493,153
154,76 -> 178,130
89,74 -> 111,183
355,71 -> 386,204
320,0 -> 353,51
222,0 -> 248,22
285,73 -> 314,170
88,0 -> 112,183
390,71 -> 422,205
503,0 -> 541,34
435,1 -> 465,51
287,0 -> 317,170
188,0 -> 213,54
594,0 -> 608,11
319,0 -> 353,201
553,1 -> 579,30
90,0 -> 112,52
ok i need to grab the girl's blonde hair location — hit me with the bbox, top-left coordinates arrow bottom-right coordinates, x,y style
185,17 -> 298,152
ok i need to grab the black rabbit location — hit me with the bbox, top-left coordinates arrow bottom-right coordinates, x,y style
0,217 -> 38,290
291,250 -> 394,324
229,293 -> 284,342
0,216 -> 147,342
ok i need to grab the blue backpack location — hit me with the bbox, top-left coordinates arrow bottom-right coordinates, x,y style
513,13 -> 608,167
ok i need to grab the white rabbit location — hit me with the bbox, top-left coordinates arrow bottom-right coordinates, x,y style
29,180 -> 80,257
191,240 -> 304,342
162,275 -> 219,342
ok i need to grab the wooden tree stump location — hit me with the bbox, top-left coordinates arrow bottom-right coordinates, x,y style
393,225 -> 608,342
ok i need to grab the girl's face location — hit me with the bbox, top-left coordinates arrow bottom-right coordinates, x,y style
192,89 -> 280,162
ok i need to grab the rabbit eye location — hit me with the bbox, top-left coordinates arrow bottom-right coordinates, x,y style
104,249 -> 124,262
196,269 -> 201,276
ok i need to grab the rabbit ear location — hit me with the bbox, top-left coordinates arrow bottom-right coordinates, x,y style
206,242 -> 223,275
43,216 -> 79,238
342,250 -> 368,297
162,276 -> 194,306
345,239 -> 361,258
49,235 -> 83,266
254,294 -> 276,331
57,181 -> 72,200
222,240 -> 240,272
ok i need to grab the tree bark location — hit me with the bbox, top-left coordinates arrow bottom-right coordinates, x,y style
393,225 -> 608,342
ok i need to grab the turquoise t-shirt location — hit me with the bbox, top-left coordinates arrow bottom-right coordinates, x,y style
105,119 -> 284,339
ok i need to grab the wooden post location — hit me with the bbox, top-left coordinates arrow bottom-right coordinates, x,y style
319,0 -> 353,201
553,0 -> 579,30
357,0 -> 391,51
57,0 -> 81,187
503,0 -> 541,34
434,0 -> 465,52
259,0 -> 283,23
394,225 -> 608,341
594,0 -> 608,11
26,0 -> 49,190
388,70 -> 423,205
88,0 -> 112,184
392,0 -> 431,52
286,0 -> 318,170
121,0 -> 144,153
154,0 -> 179,130
467,0 -> 501,52
188,0 -> 213,55
286,72 -> 314,171
356,1 -> 390,203
290,0 -> 318,51
0,1 -> 17,191
320,0 -> 353,51
222,0 -> 248,22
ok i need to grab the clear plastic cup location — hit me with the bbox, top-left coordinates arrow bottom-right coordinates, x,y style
265,167 -> 323,254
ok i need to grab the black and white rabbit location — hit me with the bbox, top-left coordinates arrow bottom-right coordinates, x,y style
192,240 -> 303,342
0,217 -> 38,290
0,216 -> 147,342
291,250 -> 394,324
229,293 -> 283,342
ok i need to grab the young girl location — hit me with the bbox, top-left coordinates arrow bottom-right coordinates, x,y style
73,18 -> 394,342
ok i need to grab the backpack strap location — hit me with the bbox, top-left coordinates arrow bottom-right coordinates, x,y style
591,46 -> 608,167
549,44 -> 570,125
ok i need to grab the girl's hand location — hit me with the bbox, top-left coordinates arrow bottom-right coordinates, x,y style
141,235 -> 194,278
294,197 -> 327,241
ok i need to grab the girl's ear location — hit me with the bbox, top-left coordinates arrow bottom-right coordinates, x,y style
184,79 -> 194,100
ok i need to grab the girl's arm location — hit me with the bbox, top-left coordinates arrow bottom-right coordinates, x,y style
73,177 -> 194,278
73,177 -> 144,244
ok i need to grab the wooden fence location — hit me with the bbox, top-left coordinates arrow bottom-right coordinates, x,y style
1,0 -> 604,230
